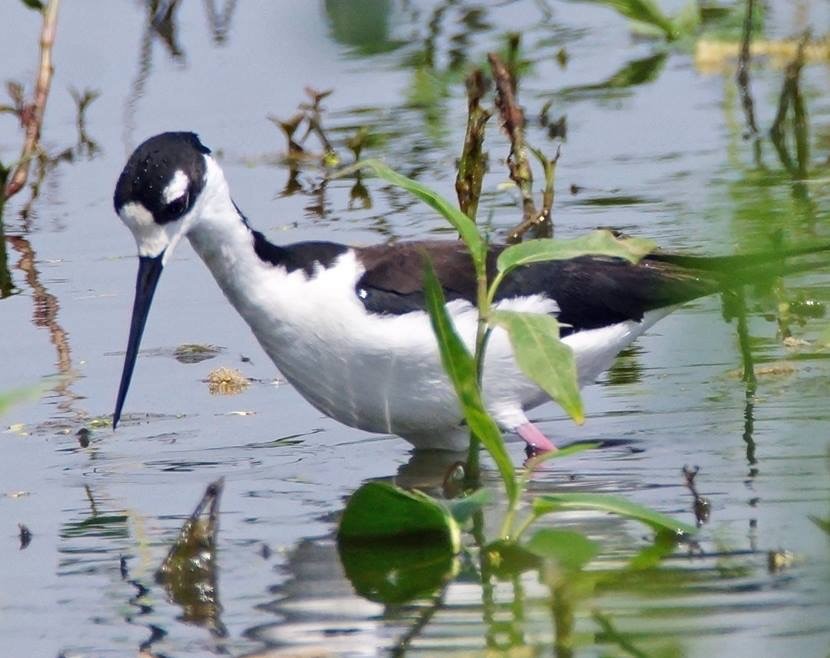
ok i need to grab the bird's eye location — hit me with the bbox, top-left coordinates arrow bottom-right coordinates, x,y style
162,192 -> 189,222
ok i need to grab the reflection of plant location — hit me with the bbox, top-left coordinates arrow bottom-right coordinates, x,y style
0,385 -> 41,417
574,0 -> 752,43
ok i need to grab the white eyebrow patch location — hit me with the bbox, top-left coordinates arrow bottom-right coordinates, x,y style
163,169 -> 190,203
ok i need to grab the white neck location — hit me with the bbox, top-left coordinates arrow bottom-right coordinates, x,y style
186,158 -> 283,318
187,157 -> 250,261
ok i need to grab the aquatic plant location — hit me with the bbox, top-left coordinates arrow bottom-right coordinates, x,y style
330,162 -> 694,657
327,42 -> 697,631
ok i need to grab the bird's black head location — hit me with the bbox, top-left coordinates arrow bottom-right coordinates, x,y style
114,131 -> 211,226
112,131 -> 213,430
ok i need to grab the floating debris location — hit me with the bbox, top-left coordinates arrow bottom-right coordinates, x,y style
682,466 -> 711,526
206,367 -> 250,395
18,523 -> 32,550
76,427 -> 91,448
767,549 -> 796,573
174,343 -> 222,364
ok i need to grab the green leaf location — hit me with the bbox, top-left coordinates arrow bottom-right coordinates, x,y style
338,540 -> 458,604
627,530 -> 682,570
491,310 -> 584,423
525,528 -> 599,571
533,493 -> 696,536
335,159 -> 485,268
338,481 -> 461,552
445,488 -> 493,524
423,259 -> 518,505
575,0 -> 679,40
497,230 -> 656,277
483,539 -> 541,578
20,0 -> 45,11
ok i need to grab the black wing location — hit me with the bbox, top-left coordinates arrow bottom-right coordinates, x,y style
355,240 -> 716,335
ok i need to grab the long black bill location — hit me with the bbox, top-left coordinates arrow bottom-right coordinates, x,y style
113,253 -> 165,429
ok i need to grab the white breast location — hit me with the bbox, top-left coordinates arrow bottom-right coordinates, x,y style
192,233 -> 664,449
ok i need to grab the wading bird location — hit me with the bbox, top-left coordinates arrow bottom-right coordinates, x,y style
112,132 -> 825,452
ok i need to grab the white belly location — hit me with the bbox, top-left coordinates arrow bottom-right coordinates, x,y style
199,247 -> 667,449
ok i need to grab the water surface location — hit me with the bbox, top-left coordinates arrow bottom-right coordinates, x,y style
0,1 -> 829,656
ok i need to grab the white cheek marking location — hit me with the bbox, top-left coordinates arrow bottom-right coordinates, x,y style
163,169 -> 189,203
119,201 -> 169,258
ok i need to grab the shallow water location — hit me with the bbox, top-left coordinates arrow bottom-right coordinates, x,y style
1,1 -> 829,656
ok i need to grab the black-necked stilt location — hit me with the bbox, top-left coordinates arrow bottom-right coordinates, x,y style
112,132 -> 826,452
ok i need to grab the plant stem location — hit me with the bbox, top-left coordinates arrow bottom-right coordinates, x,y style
4,0 -> 60,200
455,69 -> 490,223
512,512 -> 538,542
488,52 -> 537,235
500,505 -> 518,540
466,255 -> 492,486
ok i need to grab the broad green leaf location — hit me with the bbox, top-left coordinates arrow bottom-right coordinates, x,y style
483,539 -> 541,578
497,230 -> 656,277
491,310 -> 584,423
336,159 -> 485,268
525,528 -> 599,571
627,530 -> 682,570
338,540 -> 458,604
20,0 -> 45,11
338,481 -> 461,552
574,0 -> 678,40
445,488 -> 493,524
533,493 -> 696,536
423,259 -> 518,504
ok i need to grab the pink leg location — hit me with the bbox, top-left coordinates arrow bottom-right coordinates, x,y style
517,421 -> 558,454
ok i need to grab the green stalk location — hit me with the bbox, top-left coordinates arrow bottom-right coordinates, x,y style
466,256 -> 491,485
511,512 -> 538,542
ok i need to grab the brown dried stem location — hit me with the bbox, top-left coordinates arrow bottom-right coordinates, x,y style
682,465 -> 711,526
301,87 -> 335,156
488,52 -> 536,228
455,69 -> 491,222
3,0 -> 60,200
506,145 -> 558,242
